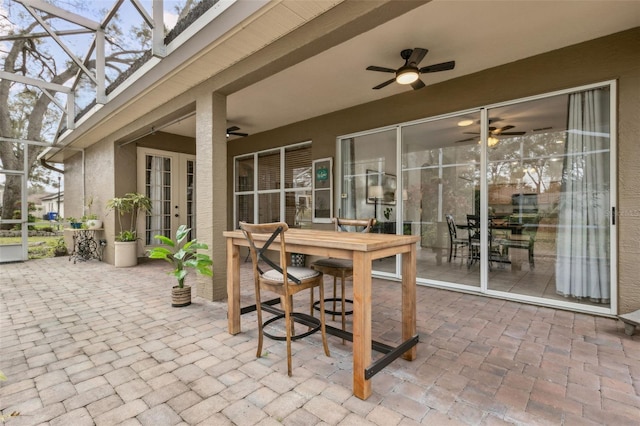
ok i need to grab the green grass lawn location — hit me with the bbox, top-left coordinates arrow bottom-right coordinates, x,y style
0,236 -> 66,259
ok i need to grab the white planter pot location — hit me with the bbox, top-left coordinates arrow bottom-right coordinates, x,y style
86,219 -> 102,230
114,241 -> 138,267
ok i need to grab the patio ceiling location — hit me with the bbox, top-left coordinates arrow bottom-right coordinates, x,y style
46,0 -> 640,158
165,0 -> 640,139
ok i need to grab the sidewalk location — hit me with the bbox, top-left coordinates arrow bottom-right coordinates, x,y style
1,257 -> 639,425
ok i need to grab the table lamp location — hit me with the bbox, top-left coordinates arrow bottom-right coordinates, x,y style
369,185 -> 384,220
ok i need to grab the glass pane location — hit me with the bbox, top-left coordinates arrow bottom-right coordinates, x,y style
340,130 -> 397,224
0,173 -> 23,222
340,129 -> 397,274
258,193 -> 280,223
402,113 -> 481,287
258,151 -> 280,190
236,194 -> 254,225
487,87 -> 611,308
0,173 -> 25,263
286,190 -> 312,228
285,144 -> 311,189
186,159 -> 195,238
236,156 -> 254,192
145,155 -> 172,245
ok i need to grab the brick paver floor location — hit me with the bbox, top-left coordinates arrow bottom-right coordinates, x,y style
1,257 -> 639,425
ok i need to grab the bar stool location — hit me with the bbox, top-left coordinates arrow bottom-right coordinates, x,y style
311,218 -> 376,336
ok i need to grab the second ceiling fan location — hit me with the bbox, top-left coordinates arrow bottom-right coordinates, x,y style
456,124 -> 526,145
226,126 -> 248,138
366,47 -> 455,90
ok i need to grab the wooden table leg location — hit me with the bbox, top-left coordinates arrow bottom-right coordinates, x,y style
352,251 -> 372,399
401,243 -> 417,361
227,239 -> 241,335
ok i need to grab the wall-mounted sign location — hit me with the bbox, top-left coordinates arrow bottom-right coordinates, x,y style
316,167 -> 328,181
312,157 -> 333,223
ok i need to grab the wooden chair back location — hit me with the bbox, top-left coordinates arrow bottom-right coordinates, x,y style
333,218 -> 376,233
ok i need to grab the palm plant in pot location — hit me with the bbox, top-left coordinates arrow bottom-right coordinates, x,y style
106,192 -> 152,267
148,224 -> 213,307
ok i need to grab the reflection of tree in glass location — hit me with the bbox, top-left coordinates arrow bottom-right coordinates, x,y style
488,132 -> 567,194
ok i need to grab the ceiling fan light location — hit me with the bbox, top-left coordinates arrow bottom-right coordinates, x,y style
396,66 -> 419,85
488,136 -> 499,147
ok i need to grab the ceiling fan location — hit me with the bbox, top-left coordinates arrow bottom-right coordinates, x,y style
456,125 -> 526,146
226,126 -> 248,138
366,48 -> 455,91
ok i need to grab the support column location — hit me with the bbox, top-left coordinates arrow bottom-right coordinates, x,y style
196,92 -> 227,301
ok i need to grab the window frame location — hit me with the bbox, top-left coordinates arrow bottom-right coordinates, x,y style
233,141 -> 312,228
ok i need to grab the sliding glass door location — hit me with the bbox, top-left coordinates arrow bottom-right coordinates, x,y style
486,86 -> 613,309
339,129 -> 397,275
338,82 -> 615,314
401,113 -> 481,288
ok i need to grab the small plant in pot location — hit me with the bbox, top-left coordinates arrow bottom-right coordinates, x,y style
84,196 -> 102,229
106,192 -> 152,267
67,217 -> 82,229
53,237 -> 68,257
148,224 -> 213,307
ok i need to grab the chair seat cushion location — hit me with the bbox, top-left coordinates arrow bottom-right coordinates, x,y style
312,258 -> 353,269
263,266 -> 320,283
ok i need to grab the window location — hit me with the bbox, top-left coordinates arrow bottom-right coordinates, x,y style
234,142 -> 312,228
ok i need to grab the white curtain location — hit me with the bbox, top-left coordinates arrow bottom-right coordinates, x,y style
555,88 -> 610,303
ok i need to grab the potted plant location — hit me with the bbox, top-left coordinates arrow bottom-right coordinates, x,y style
86,214 -> 102,229
106,192 -> 152,267
67,217 -> 82,229
148,225 -> 213,307
84,197 -> 102,229
53,237 -> 68,257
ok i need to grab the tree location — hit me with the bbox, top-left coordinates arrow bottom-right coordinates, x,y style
0,1 -> 202,228
0,1 -> 152,226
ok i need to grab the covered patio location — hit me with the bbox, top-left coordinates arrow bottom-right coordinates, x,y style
1,258 -> 639,425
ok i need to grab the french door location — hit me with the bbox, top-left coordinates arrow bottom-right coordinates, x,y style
137,148 -> 196,248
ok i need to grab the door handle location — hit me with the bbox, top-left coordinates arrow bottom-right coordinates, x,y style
175,214 -> 179,217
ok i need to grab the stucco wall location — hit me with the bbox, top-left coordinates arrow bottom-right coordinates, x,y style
74,132 -> 197,263
226,28 -> 640,313
63,152 -> 84,222
80,139 -> 114,262
60,151 -> 83,251
137,131 -> 196,155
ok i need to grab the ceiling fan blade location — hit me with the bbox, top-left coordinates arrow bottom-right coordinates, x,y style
492,125 -> 514,135
372,78 -> 395,90
227,126 -> 240,132
366,65 -> 396,73
229,132 -> 249,137
456,137 -> 477,143
411,79 -> 426,90
419,60 -> 455,73
500,131 -> 526,136
407,48 -> 428,66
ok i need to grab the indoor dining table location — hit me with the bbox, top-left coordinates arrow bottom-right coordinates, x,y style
223,228 -> 420,400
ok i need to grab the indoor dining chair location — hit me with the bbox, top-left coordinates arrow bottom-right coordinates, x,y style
467,215 -> 503,270
239,221 -> 330,376
311,218 -> 376,337
445,214 -> 468,263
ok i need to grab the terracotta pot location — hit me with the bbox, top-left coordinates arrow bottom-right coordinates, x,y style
172,285 -> 191,307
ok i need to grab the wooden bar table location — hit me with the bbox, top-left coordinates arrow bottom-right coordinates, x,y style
223,228 -> 419,400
